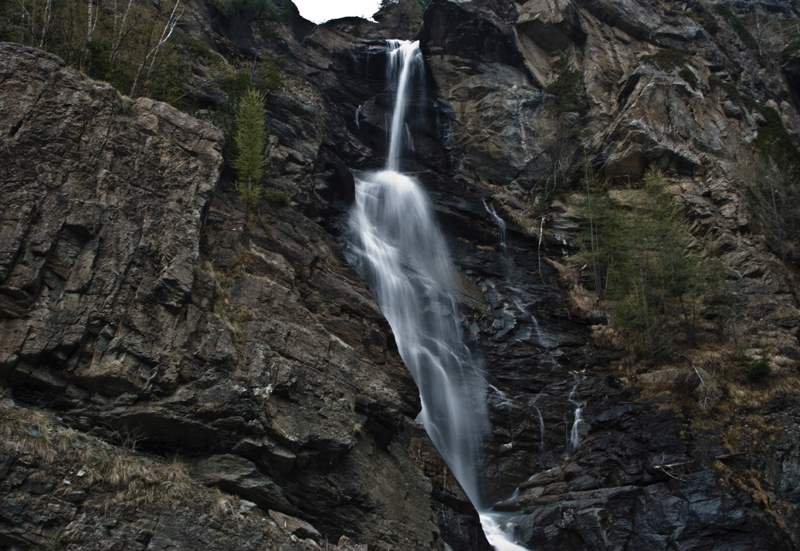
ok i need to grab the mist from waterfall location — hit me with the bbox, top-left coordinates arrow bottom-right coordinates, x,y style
345,40 -> 529,550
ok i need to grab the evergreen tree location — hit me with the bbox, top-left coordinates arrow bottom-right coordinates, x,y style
233,87 -> 268,213
594,167 -> 699,359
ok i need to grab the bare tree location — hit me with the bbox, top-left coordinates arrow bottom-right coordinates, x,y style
87,0 -> 100,44
130,0 -> 184,96
82,0 -> 101,69
110,0 -> 134,65
39,0 -> 53,47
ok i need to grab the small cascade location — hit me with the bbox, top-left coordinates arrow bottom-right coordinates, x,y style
529,314 -> 547,350
385,39 -> 423,172
483,200 -> 507,250
355,103 -> 363,130
565,375 -> 584,457
534,406 -> 546,453
404,123 -> 415,152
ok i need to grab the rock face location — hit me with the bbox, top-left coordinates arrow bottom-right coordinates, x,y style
0,42 -> 444,550
495,393 -> 794,550
409,0 -> 800,547
3,0 -> 800,548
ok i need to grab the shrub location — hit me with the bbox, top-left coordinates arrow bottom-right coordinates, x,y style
264,188 -> 290,206
678,66 -> 698,89
214,0 -> 288,22
746,358 -> 771,382
709,74 -> 743,103
591,168 -> 699,360
713,4 -> 758,49
0,0 -> 191,103
640,48 -> 688,72
780,40 -> 800,64
743,156 -> 800,266
545,57 -> 587,114
708,76 -> 800,168
751,106 -> 800,167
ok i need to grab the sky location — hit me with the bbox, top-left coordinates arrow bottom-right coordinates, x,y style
292,0 -> 383,23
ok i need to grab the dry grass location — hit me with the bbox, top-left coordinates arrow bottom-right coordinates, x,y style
200,258 -> 241,335
0,395 -> 200,510
0,392 -> 365,551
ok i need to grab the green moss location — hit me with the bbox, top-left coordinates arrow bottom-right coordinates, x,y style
678,66 -> 698,89
713,3 -> 758,49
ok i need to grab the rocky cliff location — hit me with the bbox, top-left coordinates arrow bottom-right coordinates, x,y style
2,0 -> 800,549
0,42 -> 444,550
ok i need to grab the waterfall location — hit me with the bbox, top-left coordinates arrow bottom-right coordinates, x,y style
529,314 -> 548,350
483,200 -> 506,250
386,39 -> 423,173
346,40 -> 529,550
355,103 -> 363,130
565,375 -> 583,457
534,406 -> 546,453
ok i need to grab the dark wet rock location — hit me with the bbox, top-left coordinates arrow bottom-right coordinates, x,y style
496,399 -> 794,550
268,510 -> 322,542
195,455 -> 301,516
3,0 -> 800,548
420,0 -> 525,69
0,42 -> 444,550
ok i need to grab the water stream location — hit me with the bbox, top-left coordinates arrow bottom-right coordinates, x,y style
483,200 -> 507,251
565,375 -> 584,457
345,40 -> 529,550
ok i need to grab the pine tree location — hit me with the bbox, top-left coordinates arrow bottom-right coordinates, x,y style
595,167 -> 699,360
233,87 -> 268,213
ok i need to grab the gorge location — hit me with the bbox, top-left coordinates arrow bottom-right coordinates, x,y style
2,0 -> 800,550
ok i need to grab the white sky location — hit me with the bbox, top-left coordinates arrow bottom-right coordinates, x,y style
293,0 -> 383,23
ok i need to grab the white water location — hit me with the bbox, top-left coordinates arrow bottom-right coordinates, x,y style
386,40 -> 422,172
480,513 -> 530,551
534,405 -> 546,453
346,40 -> 529,550
355,103 -> 363,130
483,200 -> 506,250
529,314 -> 550,351
565,375 -> 583,456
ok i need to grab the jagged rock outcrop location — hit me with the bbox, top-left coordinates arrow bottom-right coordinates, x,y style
3,0 -> 800,548
0,42 -> 445,550
408,0 -> 800,547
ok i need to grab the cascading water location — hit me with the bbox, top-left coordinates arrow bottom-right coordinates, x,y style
533,405 -> 546,453
565,374 -> 584,457
345,40 -> 529,550
483,200 -> 506,251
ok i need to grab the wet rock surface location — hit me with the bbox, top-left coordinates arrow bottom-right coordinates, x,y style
412,1 -> 800,547
495,393 -> 793,550
0,42 -> 445,550
3,0 -> 800,548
